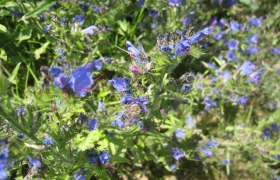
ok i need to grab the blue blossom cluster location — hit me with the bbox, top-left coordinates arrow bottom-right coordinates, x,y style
0,139 -> 8,180
262,123 -> 279,140
48,59 -> 102,97
89,150 -> 111,165
196,139 -> 218,158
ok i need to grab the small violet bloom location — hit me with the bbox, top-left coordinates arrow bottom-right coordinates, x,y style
230,20 -> 242,32
271,47 -> 280,55
222,159 -> 231,165
43,135 -> 55,145
237,96 -> 249,105
248,17 -> 263,27
213,31 -> 224,40
175,129 -> 185,139
186,115 -> 196,128
27,156 -> 42,171
108,77 -> 130,93
246,34 -> 258,44
82,25 -> 98,35
74,14 -> 84,24
169,0 -> 181,6
247,68 -> 264,84
240,61 -> 256,75
88,119 -> 98,131
74,173 -> 86,180
99,150 -> 111,164
17,106 -> 25,117
170,148 -> 184,160
245,46 -> 258,54
262,127 -> 271,139
226,39 -> 238,50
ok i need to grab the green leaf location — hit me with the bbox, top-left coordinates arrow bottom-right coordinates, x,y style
75,130 -> 104,151
0,24 -> 9,34
0,49 -> 7,61
18,27 -> 32,44
34,41 -> 50,60
21,1 -> 56,20
97,91 -> 110,99
8,63 -> 21,84
190,46 -> 205,59
239,0 -> 259,10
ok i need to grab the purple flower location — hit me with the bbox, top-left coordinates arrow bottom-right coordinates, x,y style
206,62 -> 217,69
133,96 -> 148,112
226,40 -> 238,50
262,128 -> 271,139
204,97 -> 217,110
213,31 -> 224,40
54,73 -> 68,89
182,14 -> 195,26
170,148 -> 184,160
17,106 -> 25,116
44,24 -> 52,33
196,83 -> 203,90
246,34 -> 258,44
271,47 -> 280,55
43,135 -> 55,145
38,13 -> 46,21
120,95 -> 133,104
240,61 -> 256,75
48,66 -> 63,78
97,102 -> 106,112
245,46 -> 258,54
27,156 -> 42,171
88,119 -> 98,131
0,169 -> 7,180
169,0 -> 181,6
126,41 -> 143,65
175,129 -> 185,139
82,25 -> 98,35
74,14 -> 84,24
189,27 -> 212,44
201,148 -> 213,157
60,18 -> 67,26
186,115 -> 196,128
226,50 -> 237,62
139,0 -> 145,6
99,150 -> 111,164
218,71 -> 231,82
237,96 -> 249,105
148,10 -> 158,17
230,20 -> 242,32
74,173 -> 86,180
222,159 -> 231,165
80,2 -> 91,11
206,140 -> 217,148
108,77 -> 130,93
247,68 -> 264,84
181,83 -> 192,92
271,123 -> 279,131
248,17 -> 263,27
175,39 -> 191,55
170,164 -> 176,171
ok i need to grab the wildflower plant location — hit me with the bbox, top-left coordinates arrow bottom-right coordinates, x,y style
0,0 -> 279,179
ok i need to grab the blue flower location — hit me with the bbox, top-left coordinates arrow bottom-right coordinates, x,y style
170,148 -> 184,160
175,39 -> 191,56
237,96 -> 249,105
38,13 -> 46,21
0,169 -> 7,180
27,156 -> 42,171
201,148 -> 213,157
271,47 -> 280,55
226,40 -> 238,50
246,34 -> 258,44
218,71 -> 231,82
88,119 -> 98,131
186,115 -> 196,128
169,0 -> 181,6
240,61 -> 256,75
221,159 -> 231,165
204,97 -> 217,110
181,83 -> 192,92
133,96 -> 148,112
213,31 -> 224,40
189,27 -> 212,44
120,95 -> 133,104
247,68 -> 264,84
82,25 -> 98,35
97,101 -> 106,112
271,123 -> 279,132
80,2 -> 91,11
182,14 -> 195,26
48,66 -> 63,79
99,150 -> 111,164
60,18 -> 67,26
196,83 -> 203,90
129,118 -> 139,124
74,14 -> 84,24
74,173 -> 86,180
205,140 -> 217,148
68,60 -> 101,97
17,106 -> 25,117
175,129 -> 185,139
43,135 -> 55,145
148,10 -> 158,17
230,20 -> 242,32
108,77 -> 130,93
44,24 -> 52,33
139,0 -> 145,6
170,164 -> 176,171
138,121 -> 144,129
245,46 -> 258,54
262,128 -> 271,139
53,73 -> 68,89
248,17 -> 263,27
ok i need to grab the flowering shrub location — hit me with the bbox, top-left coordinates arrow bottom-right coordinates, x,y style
0,0 -> 279,179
